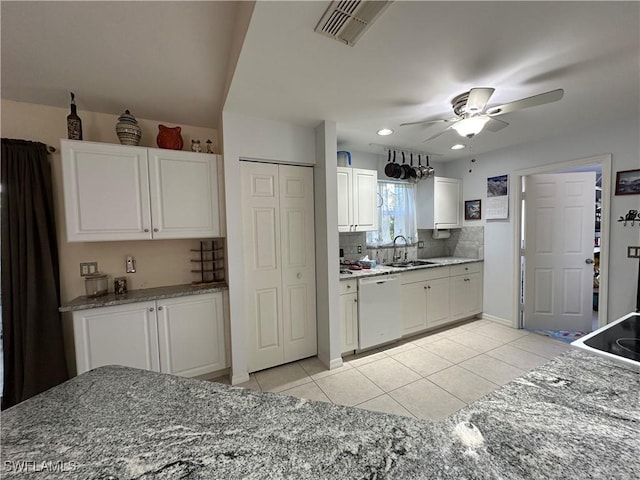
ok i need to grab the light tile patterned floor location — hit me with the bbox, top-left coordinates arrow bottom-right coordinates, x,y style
211,319 -> 571,421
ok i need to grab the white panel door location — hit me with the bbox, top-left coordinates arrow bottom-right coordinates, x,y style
73,301 -> 158,374
340,292 -> 359,354
241,162 -> 283,371
279,165 -> 317,362
337,167 -> 353,232
352,168 -> 378,231
156,293 -> 226,377
524,172 -> 595,331
148,149 -> 220,239
61,139 -> 152,241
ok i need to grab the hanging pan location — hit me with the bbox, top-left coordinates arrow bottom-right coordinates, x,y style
411,153 -> 422,182
425,155 -> 435,177
392,150 -> 402,178
401,151 -> 413,179
384,149 -> 396,178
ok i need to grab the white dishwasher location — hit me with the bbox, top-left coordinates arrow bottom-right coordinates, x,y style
358,274 -> 401,350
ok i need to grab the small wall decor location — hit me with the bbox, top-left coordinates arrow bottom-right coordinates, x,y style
206,139 -> 215,154
115,110 -> 142,146
191,139 -> 202,152
67,92 -> 83,140
486,174 -> 509,220
465,199 -> 482,220
615,169 -> 640,195
156,124 -> 183,150
114,277 -> 128,295
191,239 -> 225,285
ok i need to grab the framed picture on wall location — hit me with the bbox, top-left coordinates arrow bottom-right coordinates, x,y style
465,199 -> 482,220
615,169 -> 640,195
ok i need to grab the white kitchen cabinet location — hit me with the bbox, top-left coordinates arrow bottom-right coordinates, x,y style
400,281 -> 428,335
156,293 -> 226,377
450,263 -> 483,321
426,277 -> 452,327
72,292 -> 226,377
61,139 -> 221,242
337,167 -> 378,232
339,279 -> 359,354
416,176 -> 463,230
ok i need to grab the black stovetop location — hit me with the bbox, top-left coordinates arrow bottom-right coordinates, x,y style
582,314 -> 640,362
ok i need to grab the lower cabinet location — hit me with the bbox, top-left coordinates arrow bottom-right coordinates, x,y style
400,262 -> 483,336
339,279 -> 359,354
450,264 -> 483,321
72,292 -> 226,377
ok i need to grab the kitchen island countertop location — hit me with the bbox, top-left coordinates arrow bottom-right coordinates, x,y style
2,349 -> 637,479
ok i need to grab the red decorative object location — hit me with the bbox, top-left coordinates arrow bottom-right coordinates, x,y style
156,125 -> 183,150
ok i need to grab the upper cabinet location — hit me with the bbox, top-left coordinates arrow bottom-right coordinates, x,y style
61,140 -> 222,242
337,167 -> 378,232
416,176 -> 462,229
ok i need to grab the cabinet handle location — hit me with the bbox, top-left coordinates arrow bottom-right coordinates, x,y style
424,286 -> 427,290
354,298 -> 357,303
149,307 -> 154,312
153,228 -> 159,232
158,306 -> 163,311
427,285 -> 431,289
297,273 -> 302,279
347,284 -> 351,289
144,228 -> 149,232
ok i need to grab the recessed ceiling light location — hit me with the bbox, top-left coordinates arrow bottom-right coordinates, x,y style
377,128 -> 394,136
451,144 -> 466,150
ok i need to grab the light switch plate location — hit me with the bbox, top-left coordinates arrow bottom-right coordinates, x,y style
628,246 -> 640,259
80,262 -> 98,276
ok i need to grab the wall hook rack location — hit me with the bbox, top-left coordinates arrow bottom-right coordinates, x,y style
618,209 -> 639,226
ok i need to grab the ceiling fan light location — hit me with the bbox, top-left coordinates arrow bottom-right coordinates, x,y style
451,144 -> 466,150
452,116 -> 490,137
377,128 -> 394,136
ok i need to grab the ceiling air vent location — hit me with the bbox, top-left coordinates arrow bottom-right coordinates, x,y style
315,1 -> 392,46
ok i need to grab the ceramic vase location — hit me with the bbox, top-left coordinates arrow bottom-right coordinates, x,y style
156,125 -> 183,150
115,110 -> 142,146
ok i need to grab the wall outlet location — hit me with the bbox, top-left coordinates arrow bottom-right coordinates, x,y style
357,245 -> 362,254
628,246 -> 640,259
80,262 -> 98,276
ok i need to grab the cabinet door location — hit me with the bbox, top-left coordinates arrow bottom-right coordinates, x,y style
426,277 -> 451,327
279,165 -> 317,362
156,293 -> 226,377
340,292 -> 359,354
401,282 -> 428,335
352,168 -> 378,232
61,139 -> 152,241
466,272 -> 483,316
148,149 -> 221,239
434,177 -> 462,228
337,167 -> 353,232
449,275 -> 468,321
73,301 -> 158,375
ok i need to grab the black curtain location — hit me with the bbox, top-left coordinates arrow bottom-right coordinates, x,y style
1,138 -> 68,409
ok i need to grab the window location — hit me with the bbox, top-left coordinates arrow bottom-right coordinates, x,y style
366,181 -> 417,246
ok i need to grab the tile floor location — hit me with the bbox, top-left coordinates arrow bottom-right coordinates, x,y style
211,319 -> 572,422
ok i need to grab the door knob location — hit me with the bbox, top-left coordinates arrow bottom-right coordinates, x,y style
585,258 -> 594,264
149,307 -> 154,312
158,306 -> 163,311
297,273 -> 302,279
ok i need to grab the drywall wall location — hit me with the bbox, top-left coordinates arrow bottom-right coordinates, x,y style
442,118 -> 640,323
221,110 -> 317,384
1,99 -> 220,302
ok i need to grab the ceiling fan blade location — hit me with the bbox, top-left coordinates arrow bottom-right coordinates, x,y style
486,89 -> 564,116
422,127 -> 451,143
400,117 -> 456,127
465,87 -> 495,113
484,117 -> 509,132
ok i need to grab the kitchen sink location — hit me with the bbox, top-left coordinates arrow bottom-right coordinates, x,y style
385,260 -> 439,268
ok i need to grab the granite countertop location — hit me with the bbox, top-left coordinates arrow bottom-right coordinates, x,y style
2,350 -> 637,479
59,282 -> 228,312
340,257 -> 482,280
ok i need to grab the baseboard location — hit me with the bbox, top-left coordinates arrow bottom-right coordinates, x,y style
482,313 -> 515,328
231,372 -> 250,385
328,357 -> 343,370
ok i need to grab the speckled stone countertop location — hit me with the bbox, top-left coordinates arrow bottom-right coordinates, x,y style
340,257 -> 482,280
59,283 -> 227,312
2,350 -> 637,479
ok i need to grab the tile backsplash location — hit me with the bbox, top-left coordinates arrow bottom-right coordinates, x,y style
339,227 -> 484,264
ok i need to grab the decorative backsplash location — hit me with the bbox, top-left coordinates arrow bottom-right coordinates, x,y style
339,226 -> 484,264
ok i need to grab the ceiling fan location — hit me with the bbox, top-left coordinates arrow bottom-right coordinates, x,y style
401,87 -> 564,143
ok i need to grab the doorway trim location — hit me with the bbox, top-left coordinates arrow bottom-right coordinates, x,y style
512,154 -> 611,330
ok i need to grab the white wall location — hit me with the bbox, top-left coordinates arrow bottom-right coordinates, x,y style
442,118 -> 640,322
221,111 -> 319,384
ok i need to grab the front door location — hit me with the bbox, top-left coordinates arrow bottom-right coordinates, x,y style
524,172 -> 595,332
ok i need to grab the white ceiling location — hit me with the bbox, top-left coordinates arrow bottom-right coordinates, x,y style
3,1 -> 639,161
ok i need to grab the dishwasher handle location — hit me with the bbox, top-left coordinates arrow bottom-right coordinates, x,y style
359,274 -> 400,286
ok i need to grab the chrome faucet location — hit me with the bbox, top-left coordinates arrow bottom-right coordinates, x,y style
393,235 -> 409,262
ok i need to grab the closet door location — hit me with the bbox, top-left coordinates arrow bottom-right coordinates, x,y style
241,162 -> 284,371
279,165 -> 316,362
